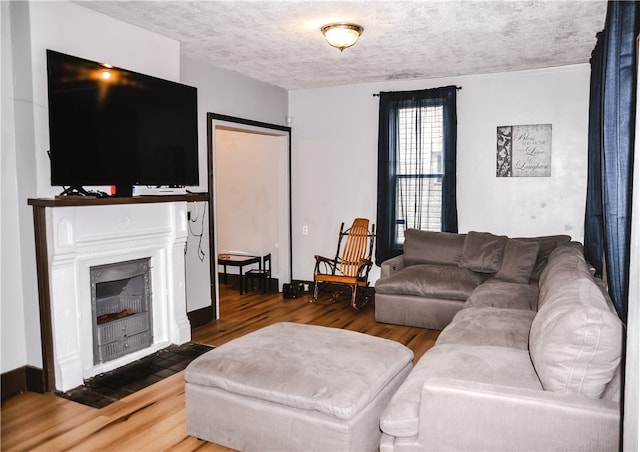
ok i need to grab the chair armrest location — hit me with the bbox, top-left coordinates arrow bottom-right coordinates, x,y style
380,255 -> 405,278
314,255 -> 333,264
416,378 -> 620,451
314,255 -> 337,275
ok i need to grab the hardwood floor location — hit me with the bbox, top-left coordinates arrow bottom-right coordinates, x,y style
2,286 -> 439,451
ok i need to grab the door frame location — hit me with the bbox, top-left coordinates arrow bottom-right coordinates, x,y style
206,113 -> 292,318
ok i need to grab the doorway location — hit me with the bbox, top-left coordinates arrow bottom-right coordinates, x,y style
207,113 -> 292,318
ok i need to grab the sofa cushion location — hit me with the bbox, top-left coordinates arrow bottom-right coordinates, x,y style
380,344 -> 542,437
514,234 -> 572,280
403,229 -> 466,266
529,277 -> 623,399
437,307 -> 536,349
495,239 -> 540,284
538,245 -> 593,311
375,264 -> 488,300
465,278 -> 539,311
458,231 -> 508,273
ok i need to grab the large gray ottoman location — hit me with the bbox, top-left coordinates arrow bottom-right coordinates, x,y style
185,322 -> 413,451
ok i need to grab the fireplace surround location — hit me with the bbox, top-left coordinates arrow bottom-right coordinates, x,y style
34,200 -> 193,392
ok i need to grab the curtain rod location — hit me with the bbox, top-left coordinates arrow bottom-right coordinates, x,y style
372,86 -> 462,97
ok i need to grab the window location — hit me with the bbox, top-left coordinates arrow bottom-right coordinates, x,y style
395,103 -> 444,245
376,86 -> 458,265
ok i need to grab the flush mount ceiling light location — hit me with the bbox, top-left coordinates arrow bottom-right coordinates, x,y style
321,22 -> 364,52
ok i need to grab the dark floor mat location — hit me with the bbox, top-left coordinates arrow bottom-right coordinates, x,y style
57,342 -> 213,409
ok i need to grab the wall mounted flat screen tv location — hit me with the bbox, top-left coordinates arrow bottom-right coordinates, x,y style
46,49 -> 199,197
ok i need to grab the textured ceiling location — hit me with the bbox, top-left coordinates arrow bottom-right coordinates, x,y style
75,0 -> 607,91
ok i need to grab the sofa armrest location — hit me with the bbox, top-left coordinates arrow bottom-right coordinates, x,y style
415,378 -> 620,451
380,255 -> 406,278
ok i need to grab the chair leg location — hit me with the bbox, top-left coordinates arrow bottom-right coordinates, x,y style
330,285 -> 340,303
352,285 -> 372,311
312,281 -> 319,303
350,285 -> 358,310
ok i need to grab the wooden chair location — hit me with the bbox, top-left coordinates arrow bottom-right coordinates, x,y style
244,253 -> 272,293
312,218 -> 375,310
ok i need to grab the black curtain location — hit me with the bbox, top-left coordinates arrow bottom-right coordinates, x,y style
584,32 -> 605,278
376,86 -> 457,265
584,1 -> 639,320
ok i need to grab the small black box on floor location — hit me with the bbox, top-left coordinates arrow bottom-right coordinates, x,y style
291,280 -> 313,293
283,283 -> 299,299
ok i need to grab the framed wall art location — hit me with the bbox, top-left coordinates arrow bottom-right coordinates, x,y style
496,124 -> 552,177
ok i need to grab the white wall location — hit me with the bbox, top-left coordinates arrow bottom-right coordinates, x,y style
457,66 -> 589,237
216,130 -> 280,256
289,65 -> 590,282
2,1 -> 30,373
623,38 -> 640,451
180,56 -> 288,312
625,122 -> 640,452
215,130 -> 285,277
181,56 -> 289,178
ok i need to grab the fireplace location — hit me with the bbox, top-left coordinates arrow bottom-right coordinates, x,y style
43,202 -> 191,392
91,258 -> 153,364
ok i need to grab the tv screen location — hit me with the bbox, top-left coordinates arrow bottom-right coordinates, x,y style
46,49 -> 199,196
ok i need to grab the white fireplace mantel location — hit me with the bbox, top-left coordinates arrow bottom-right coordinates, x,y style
29,195 -> 207,392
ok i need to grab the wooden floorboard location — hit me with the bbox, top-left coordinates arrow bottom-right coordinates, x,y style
2,285 -> 439,451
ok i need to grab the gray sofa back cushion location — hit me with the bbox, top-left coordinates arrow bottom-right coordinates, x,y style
530,275 -> 623,399
515,234 -> 572,280
458,231 -> 508,273
538,245 -> 593,311
403,230 -> 466,266
495,239 -> 540,284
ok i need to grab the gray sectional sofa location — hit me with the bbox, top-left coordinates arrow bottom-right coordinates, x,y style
375,229 -> 571,329
375,230 -> 624,451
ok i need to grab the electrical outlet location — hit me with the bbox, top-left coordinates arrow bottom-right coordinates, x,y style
302,225 -> 309,235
